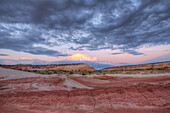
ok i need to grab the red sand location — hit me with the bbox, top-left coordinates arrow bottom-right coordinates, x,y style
0,75 -> 170,113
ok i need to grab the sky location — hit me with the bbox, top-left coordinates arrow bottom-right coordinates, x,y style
0,0 -> 170,70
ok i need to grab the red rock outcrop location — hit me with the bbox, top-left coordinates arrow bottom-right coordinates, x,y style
102,61 -> 170,71
0,63 -> 95,71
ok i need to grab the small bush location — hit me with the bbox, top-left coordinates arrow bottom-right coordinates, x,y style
82,72 -> 86,75
63,85 -> 68,88
138,82 -> 150,85
70,71 -> 74,74
72,87 -> 77,89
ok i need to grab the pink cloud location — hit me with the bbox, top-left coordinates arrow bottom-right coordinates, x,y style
19,57 -> 33,60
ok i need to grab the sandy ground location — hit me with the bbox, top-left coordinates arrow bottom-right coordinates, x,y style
0,67 -> 170,113
0,67 -> 92,92
0,67 -> 45,80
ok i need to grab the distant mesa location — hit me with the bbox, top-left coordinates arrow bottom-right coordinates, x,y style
102,61 -> 170,71
0,63 -> 95,71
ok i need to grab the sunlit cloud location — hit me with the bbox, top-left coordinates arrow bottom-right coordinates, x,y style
19,57 -> 33,60
67,54 -> 97,61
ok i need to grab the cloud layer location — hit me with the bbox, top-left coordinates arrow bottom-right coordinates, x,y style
0,0 -> 170,56
0,54 -> 8,56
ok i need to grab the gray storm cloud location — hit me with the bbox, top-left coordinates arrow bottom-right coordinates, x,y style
0,0 -> 170,56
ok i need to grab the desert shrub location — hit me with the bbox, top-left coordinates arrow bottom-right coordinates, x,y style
34,70 -> 38,72
53,70 -> 58,73
89,71 -> 92,74
69,71 -> 74,74
159,82 -> 163,85
82,72 -> 86,75
72,87 -> 77,89
63,85 -> 68,88
138,82 -> 150,85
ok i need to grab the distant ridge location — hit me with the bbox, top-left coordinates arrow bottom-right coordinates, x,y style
101,61 -> 170,71
0,63 -> 95,71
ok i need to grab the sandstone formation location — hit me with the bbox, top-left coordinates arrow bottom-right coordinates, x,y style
102,61 -> 170,71
0,63 -> 95,71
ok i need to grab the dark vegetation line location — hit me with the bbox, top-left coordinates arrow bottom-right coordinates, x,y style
20,68 -> 170,75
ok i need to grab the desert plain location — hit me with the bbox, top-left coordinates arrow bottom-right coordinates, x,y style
0,62 -> 170,113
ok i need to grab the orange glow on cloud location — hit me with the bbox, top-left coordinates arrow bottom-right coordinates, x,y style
19,57 -> 33,60
67,54 -> 97,61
